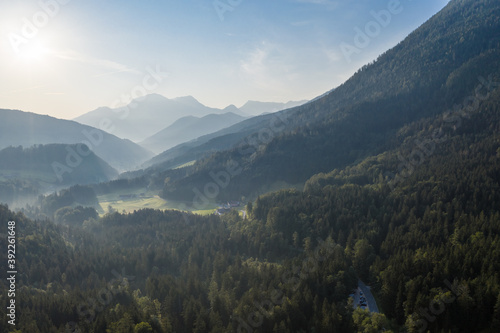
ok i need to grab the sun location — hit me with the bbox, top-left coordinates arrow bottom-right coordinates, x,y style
16,39 -> 49,64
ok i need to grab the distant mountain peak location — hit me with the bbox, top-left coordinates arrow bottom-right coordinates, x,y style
74,95 -> 305,142
129,93 -> 170,106
145,92 -> 167,99
173,95 -> 202,105
222,104 -> 241,113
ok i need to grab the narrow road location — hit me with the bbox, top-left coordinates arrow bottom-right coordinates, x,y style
354,280 -> 379,312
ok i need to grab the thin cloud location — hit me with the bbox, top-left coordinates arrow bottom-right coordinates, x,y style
324,48 -> 342,62
1,85 -> 45,96
239,42 -> 297,92
53,49 -> 141,75
240,45 -> 279,90
241,48 -> 267,76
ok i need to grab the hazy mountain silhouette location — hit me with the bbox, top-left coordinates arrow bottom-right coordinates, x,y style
0,144 -> 118,186
140,112 -> 247,154
74,94 -> 246,142
239,100 -> 307,116
140,111 -> 291,170
0,109 -> 153,172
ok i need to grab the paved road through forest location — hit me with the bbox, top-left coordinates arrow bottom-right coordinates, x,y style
358,279 -> 379,313
352,279 -> 379,313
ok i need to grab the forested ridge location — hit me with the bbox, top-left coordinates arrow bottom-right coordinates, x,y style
0,144 -> 117,207
159,0 -> 500,203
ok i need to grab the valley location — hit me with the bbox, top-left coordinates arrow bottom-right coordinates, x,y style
1,0 -> 499,332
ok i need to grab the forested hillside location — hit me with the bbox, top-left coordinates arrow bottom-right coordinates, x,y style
0,145 -> 117,207
0,145 -> 117,185
140,112 -> 246,154
0,109 -> 153,172
159,0 -> 500,205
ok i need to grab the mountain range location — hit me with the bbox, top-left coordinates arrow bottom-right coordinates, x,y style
73,94 -> 231,142
74,94 -> 306,143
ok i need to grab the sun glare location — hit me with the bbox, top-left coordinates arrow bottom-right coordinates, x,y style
16,39 -> 49,64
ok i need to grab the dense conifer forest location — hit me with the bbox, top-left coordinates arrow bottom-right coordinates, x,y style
1,83 -> 500,332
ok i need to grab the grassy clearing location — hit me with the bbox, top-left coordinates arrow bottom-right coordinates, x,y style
97,187 -> 218,215
99,196 -> 172,214
173,160 -> 196,169
191,209 -> 217,216
98,188 -> 169,214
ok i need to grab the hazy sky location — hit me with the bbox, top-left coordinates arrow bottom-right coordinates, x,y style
0,0 -> 449,120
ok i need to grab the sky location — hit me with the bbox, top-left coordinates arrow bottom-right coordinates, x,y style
0,0 -> 450,120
